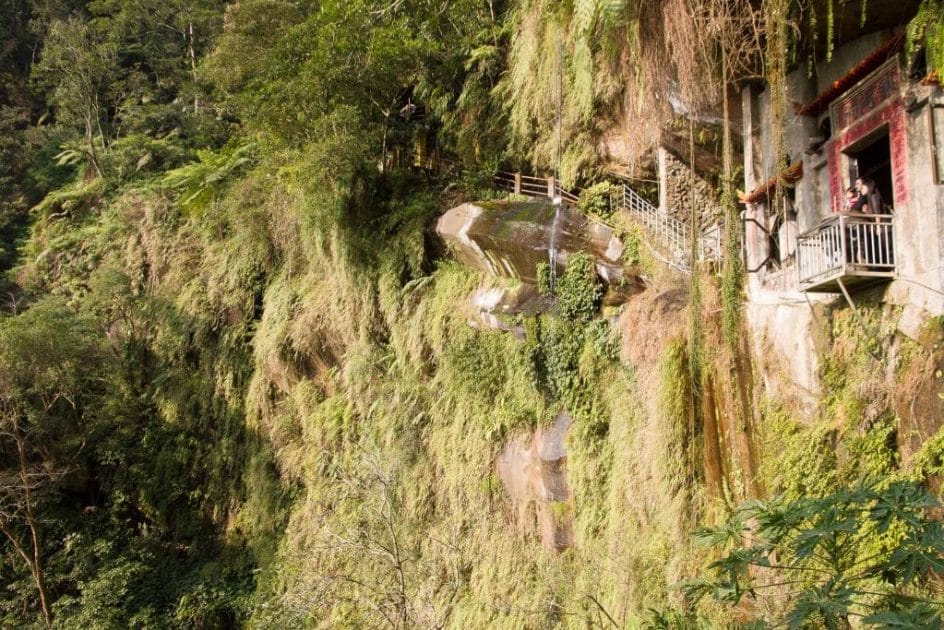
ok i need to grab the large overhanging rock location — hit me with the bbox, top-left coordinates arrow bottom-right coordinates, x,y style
436,199 -> 627,285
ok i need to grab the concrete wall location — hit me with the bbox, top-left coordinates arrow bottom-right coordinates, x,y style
746,299 -> 824,410
815,32 -> 886,92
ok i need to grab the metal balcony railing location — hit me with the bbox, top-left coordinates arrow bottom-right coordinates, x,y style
796,212 -> 895,292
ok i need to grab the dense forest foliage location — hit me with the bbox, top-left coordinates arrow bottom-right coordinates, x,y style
2,0 -> 944,627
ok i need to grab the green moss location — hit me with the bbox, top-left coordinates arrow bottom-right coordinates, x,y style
757,305 -> 906,502
658,339 -> 697,499
760,402 -> 838,499
548,500 -> 572,525
619,223 -> 644,268
610,217 -> 655,276
845,415 -> 899,481
909,426 -> 944,483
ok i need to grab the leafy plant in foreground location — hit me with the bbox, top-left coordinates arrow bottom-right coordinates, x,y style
681,480 -> 944,627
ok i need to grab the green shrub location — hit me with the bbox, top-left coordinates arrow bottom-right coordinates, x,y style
458,159 -> 501,200
577,181 -> 619,221
556,253 -> 602,322
620,223 -> 643,267
536,261 -> 552,295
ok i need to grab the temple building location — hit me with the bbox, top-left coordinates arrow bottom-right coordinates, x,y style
741,29 -> 943,316
733,22 -> 942,403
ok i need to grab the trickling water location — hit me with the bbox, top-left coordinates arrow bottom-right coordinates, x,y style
548,202 -> 563,291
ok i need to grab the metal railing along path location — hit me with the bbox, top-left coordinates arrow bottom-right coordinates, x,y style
489,170 -> 717,272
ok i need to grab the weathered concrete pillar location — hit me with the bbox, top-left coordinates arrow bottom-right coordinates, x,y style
514,172 -> 522,195
743,203 -> 768,293
657,146 -> 669,212
741,85 -> 757,194
547,176 -> 556,198
740,85 -> 765,293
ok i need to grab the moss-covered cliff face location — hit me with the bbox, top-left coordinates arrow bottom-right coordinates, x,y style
3,145 -> 694,624
17,143 -> 942,626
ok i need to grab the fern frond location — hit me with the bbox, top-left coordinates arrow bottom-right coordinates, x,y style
906,0 -> 944,72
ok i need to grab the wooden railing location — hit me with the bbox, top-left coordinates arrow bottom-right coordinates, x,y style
492,171 -> 579,204
797,213 -> 895,290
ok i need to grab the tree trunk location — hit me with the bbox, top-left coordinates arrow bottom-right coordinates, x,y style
16,439 -> 53,627
188,20 -> 199,113
84,112 -> 103,178
30,532 -> 53,629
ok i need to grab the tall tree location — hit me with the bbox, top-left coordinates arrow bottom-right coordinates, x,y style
34,17 -> 116,176
0,300 -> 106,627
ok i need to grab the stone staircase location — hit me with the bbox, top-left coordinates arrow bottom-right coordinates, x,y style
619,183 -> 694,271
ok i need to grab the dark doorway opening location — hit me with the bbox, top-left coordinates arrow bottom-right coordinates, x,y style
847,130 -> 894,207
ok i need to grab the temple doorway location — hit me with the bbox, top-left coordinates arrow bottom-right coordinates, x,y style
846,129 -> 894,207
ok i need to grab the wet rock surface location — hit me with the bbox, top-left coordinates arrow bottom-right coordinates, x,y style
495,411 -> 574,552
436,199 -> 627,285
467,282 -> 552,336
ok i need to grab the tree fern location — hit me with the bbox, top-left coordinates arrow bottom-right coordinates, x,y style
161,144 -> 255,215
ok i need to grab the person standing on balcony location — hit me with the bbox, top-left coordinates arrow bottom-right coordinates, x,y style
858,178 -> 886,214
841,184 -> 865,263
855,177 -> 892,266
847,178 -> 867,212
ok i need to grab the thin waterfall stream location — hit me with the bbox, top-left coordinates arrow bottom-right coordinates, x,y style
548,202 -> 563,291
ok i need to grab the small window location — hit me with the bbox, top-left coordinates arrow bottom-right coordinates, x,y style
932,104 -> 944,185
820,116 -> 832,140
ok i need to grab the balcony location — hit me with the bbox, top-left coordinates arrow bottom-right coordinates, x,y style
797,213 -> 895,293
